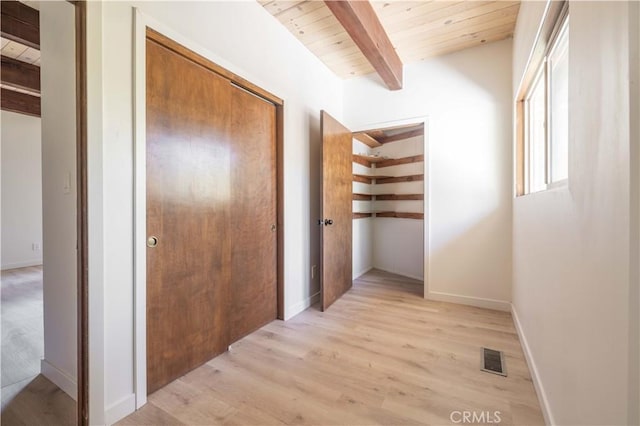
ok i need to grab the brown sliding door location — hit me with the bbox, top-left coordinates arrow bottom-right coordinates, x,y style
320,111 -> 353,311
229,86 -> 277,342
145,32 -> 278,394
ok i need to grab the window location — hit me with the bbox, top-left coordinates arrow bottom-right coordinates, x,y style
548,18 -> 569,183
516,6 -> 569,195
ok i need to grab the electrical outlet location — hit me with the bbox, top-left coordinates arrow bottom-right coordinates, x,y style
311,265 -> 317,279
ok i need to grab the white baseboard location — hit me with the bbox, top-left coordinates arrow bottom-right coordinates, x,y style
427,290 -> 510,312
1,260 -> 43,271
375,267 -> 424,282
41,359 -> 77,400
285,291 -> 320,320
511,304 -> 554,426
353,266 -> 373,280
105,393 -> 137,425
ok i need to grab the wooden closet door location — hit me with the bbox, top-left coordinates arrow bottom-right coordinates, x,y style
320,111 -> 353,311
146,38 -> 232,394
229,87 -> 277,342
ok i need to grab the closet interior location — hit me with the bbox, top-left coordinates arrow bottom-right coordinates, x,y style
352,123 -> 425,285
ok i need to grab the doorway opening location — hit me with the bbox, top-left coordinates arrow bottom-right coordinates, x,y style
318,114 -> 427,311
351,120 -> 427,297
1,0 -> 87,424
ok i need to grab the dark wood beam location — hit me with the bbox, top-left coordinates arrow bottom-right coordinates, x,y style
378,128 -> 423,144
1,1 -> 39,49
1,55 -> 40,92
324,0 -> 403,90
1,88 -> 40,117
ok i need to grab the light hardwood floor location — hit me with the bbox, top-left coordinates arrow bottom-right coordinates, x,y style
1,266 -> 44,388
119,269 -> 544,425
1,266 -> 75,425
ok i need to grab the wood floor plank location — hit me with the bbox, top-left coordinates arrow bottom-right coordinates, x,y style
1,266 -> 44,387
119,269 -> 544,425
1,375 -> 75,426
115,402 -> 185,425
1,266 -> 75,425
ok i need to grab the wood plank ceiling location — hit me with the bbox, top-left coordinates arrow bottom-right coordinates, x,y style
259,1 -> 520,78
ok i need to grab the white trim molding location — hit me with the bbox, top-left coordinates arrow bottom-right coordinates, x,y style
133,7 -> 149,410
86,0 -> 106,423
285,291 -> 320,321
105,394 -> 137,426
0,260 -> 43,271
41,359 -> 77,400
375,267 -> 423,283
353,266 -> 374,280
427,290 -> 511,312
511,303 -> 554,425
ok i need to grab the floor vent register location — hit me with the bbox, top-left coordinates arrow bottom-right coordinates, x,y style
480,347 -> 507,376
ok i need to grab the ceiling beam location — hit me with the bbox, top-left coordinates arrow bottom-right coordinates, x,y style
324,0 -> 403,90
1,55 -> 40,93
1,88 -> 40,117
378,128 -> 423,144
1,1 -> 39,50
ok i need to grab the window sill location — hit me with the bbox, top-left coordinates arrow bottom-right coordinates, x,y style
516,179 -> 568,198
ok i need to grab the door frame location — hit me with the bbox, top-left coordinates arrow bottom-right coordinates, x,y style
351,116 -> 430,298
72,2 -> 88,424
132,10 -> 284,408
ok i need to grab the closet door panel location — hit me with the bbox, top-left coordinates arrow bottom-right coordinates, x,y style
229,86 -> 278,343
146,38 -> 232,394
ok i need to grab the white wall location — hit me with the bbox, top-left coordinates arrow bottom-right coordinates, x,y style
512,2 -> 637,425
344,39 -> 514,311
40,1 -> 77,399
87,1 -> 343,422
1,111 -> 43,270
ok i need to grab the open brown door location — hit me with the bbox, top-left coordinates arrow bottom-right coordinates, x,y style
320,111 -> 353,311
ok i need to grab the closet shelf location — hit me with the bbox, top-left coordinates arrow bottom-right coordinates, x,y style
353,174 -> 392,184
353,154 -> 388,167
375,174 -> 424,184
352,211 -> 424,220
353,132 -> 382,148
375,212 -> 424,220
353,193 -> 373,201
353,154 -> 424,168
376,155 -> 424,168
375,194 -> 423,201
353,212 -> 373,219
